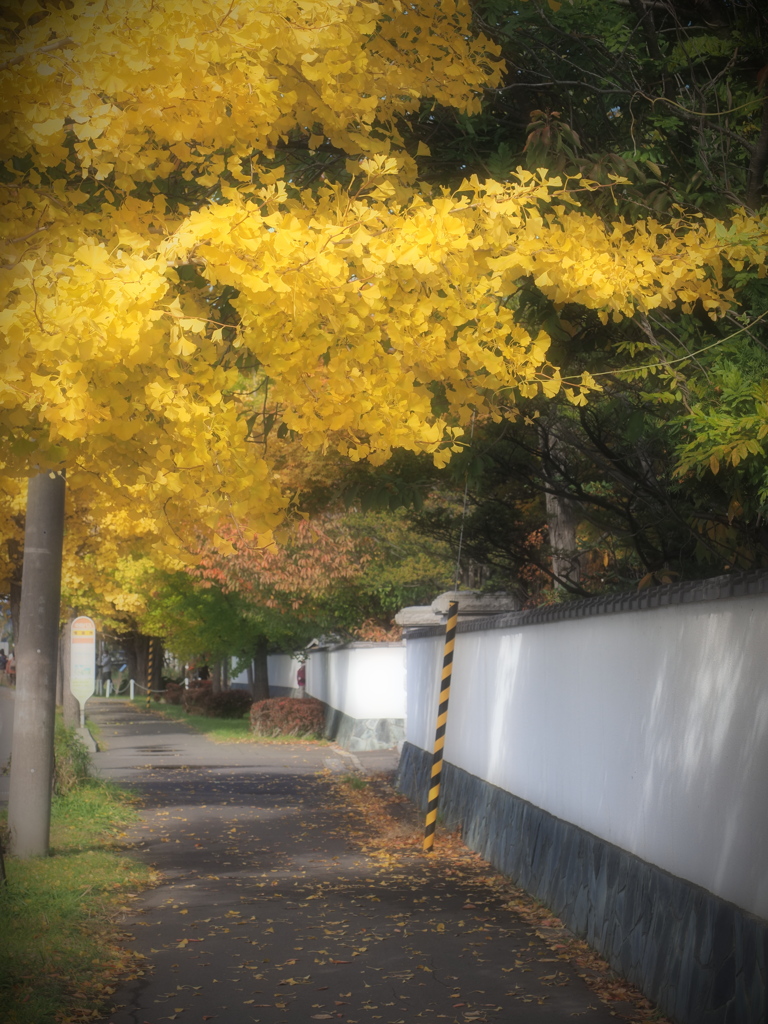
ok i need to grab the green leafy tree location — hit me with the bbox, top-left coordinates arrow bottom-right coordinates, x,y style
192,507 -> 455,640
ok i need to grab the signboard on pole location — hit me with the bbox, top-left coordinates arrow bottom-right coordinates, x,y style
70,616 -> 96,725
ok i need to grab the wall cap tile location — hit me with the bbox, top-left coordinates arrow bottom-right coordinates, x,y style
405,569 -> 768,639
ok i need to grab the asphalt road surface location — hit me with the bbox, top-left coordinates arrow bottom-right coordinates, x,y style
90,700 -> 629,1024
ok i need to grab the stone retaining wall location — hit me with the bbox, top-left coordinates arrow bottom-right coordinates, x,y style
323,705 -> 404,752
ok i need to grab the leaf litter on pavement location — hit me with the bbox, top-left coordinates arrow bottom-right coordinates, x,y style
327,770 -> 671,1024
100,752 -> 671,1024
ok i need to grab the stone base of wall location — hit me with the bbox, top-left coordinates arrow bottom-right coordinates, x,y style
323,706 -> 404,752
268,685 -> 302,699
232,684 -> 301,699
396,742 -> 767,1024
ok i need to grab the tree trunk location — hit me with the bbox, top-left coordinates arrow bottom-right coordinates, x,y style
135,636 -> 162,699
211,661 -> 222,694
540,420 -> 582,590
122,632 -> 139,693
136,634 -> 149,692
139,634 -> 151,692
128,634 -> 161,697
746,93 -> 768,212
8,471 -> 66,858
252,643 -> 270,703
545,488 -> 581,589
149,639 -> 163,695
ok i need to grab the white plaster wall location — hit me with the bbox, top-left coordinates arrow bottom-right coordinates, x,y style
229,654 -> 301,689
267,653 -> 302,689
406,595 -> 768,921
307,643 -> 406,720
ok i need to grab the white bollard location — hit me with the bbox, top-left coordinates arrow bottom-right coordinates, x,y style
129,678 -> 135,700
106,679 -> 112,698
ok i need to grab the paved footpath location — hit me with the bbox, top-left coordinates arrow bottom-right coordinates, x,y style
91,700 -> 627,1024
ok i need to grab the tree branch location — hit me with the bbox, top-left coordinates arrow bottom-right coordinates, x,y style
626,0 -> 664,62
0,36 -> 73,72
493,79 -> 632,96
746,92 -> 768,211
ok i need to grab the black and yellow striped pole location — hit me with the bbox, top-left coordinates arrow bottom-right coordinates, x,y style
423,600 -> 459,853
146,638 -> 154,709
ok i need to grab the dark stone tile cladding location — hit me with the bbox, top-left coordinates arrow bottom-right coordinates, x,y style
396,742 -> 768,1024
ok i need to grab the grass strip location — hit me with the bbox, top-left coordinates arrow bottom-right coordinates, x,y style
147,701 -> 328,744
145,701 -> 253,741
0,738 -> 154,1024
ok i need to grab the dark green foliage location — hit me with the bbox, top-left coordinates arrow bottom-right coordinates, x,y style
442,0 -> 767,215
53,720 -> 91,796
418,390 -> 768,598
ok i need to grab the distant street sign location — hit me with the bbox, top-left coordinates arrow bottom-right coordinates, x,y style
70,616 -> 96,725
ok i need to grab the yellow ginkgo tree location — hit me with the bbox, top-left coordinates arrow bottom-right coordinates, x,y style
2,0 -> 767,856
2,0 -> 766,536
0,0 -> 506,857
0,0 -> 505,550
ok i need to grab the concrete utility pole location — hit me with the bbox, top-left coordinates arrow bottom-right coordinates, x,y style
8,471 -> 66,858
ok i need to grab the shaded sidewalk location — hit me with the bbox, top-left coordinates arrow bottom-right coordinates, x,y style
91,700 -> 639,1024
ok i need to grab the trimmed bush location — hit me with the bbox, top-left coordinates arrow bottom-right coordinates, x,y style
205,690 -> 252,719
163,681 -> 185,705
182,679 -> 212,714
181,682 -> 252,718
250,696 -> 326,739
